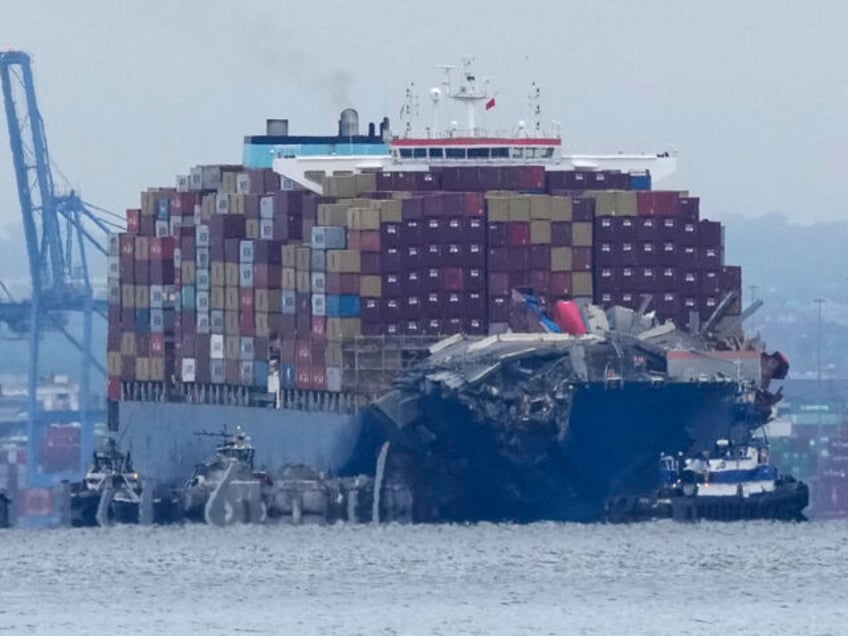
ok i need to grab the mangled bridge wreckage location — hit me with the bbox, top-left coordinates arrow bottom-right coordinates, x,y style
361,294 -> 789,523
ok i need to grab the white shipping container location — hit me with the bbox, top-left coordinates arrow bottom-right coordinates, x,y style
189,167 -> 203,191
150,285 -> 164,309
260,220 -> 274,240
281,291 -> 296,314
150,309 -> 165,333
311,272 -> 326,294
239,264 -> 254,287
195,224 -> 210,247
169,216 -> 183,237
196,312 -> 210,333
196,290 -> 210,313
311,293 -> 326,317
155,220 -> 170,237
281,177 -> 295,191
173,247 -> 182,269
239,240 -> 254,263
311,226 -> 346,250
202,166 -> 223,190
107,255 -> 120,281
107,233 -> 120,256
196,247 -> 210,269
240,336 -> 255,360
182,358 -> 197,382
215,193 -> 229,214
326,366 -> 342,392
236,173 -> 251,194
210,309 -> 224,334
196,268 -> 211,291
176,174 -> 189,193
259,196 -> 274,219
210,334 -> 225,360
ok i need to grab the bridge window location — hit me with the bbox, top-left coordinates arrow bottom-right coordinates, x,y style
399,148 -> 413,158
429,148 -> 444,158
542,148 -> 554,159
413,148 -> 428,159
468,147 -> 489,159
491,147 -> 509,159
510,147 -> 523,159
525,148 -> 538,159
446,148 -> 465,159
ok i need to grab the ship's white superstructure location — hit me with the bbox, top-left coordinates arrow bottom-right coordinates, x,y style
272,57 -> 677,193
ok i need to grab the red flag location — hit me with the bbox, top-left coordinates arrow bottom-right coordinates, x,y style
485,97 -> 496,110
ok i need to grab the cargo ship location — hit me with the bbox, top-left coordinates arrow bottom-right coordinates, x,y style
108,58 -> 782,521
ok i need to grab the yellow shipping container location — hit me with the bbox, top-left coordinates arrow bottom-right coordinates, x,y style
360,275 -> 382,297
530,221 -> 552,245
487,197 -> 510,222
550,247 -> 573,271
572,272 -> 594,297
551,195 -> 573,222
529,196 -> 553,220
508,196 -> 531,222
572,222 -> 593,247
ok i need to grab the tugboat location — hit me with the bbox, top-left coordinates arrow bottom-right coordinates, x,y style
68,438 -> 182,527
606,437 -> 809,522
69,438 -> 143,527
182,427 -> 273,525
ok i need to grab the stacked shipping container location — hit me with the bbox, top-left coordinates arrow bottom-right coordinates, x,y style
108,164 -> 742,401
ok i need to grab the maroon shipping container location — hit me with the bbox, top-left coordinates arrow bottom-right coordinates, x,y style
546,170 -> 589,192
489,295 -> 510,322
508,270 -> 530,289
572,247 -> 592,271
463,192 -> 485,216
530,245 -> 551,270
381,222 -> 403,248
488,272 -> 510,296
719,265 -> 742,290
254,263 -> 282,288
550,222 -> 572,247
442,267 -> 464,291
487,247 -> 511,272
530,269 -> 550,292
401,197 -> 424,220
637,191 -> 681,217
361,297 -> 381,323
698,220 -> 723,247
507,223 -> 531,247
572,197 -> 596,222
382,273 -> 403,298
464,268 -> 485,292
254,240 -> 282,264
549,272 -> 572,297
404,245 -> 423,270
149,259 -> 175,285
223,238 -> 241,262
211,215 -> 246,239
360,252 -> 381,275
679,197 -> 700,221
487,222 -> 509,247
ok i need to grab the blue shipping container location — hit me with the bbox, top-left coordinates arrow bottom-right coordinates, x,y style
181,285 -> 196,310
326,294 -> 361,318
134,309 -> 150,333
630,173 -> 652,191
156,198 -> 170,221
282,363 -> 297,389
254,361 -> 269,388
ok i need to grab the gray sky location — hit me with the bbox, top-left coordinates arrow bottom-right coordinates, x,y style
1,0 -> 847,240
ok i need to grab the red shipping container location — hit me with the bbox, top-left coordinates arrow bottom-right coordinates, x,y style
296,340 -> 312,364
126,210 -> 141,234
507,222 -> 531,247
120,234 -> 135,260
463,192 -> 485,216
239,288 -> 254,312
240,312 -> 255,334
310,366 -> 326,391
107,377 -> 121,400
487,247 -> 511,272
442,268 -> 465,291
281,315 -> 296,336
549,272 -> 573,297
359,231 -> 381,252
150,333 -> 165,357
295,364 -> 312,390
637,191 -> 681,217
312,317 -> 326,337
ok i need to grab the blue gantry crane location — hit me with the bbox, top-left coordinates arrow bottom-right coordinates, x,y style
0,50 -> 123,491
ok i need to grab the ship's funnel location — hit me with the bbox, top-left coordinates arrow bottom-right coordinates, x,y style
266,119 -> 289,136
339,108 -> 359,137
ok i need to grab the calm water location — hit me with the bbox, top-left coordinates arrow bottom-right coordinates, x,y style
1,520 -> 846,635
